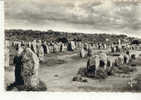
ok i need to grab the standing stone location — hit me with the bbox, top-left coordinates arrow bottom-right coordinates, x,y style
118,45 -> 122,52
31,40 -> 37,53
124,54 -> 130,64
87,55 -> 100,76
42,41 -> 50,54
111,45 -> 116,53
60,43 -> 65,52
5,40 -> 10,67
18,47 -> 24,56
38,40 -> 42,45
87,46 -> 93,57
113,46 -> 116,52
115,46 -> 119,52
68,41 -> 76,51
49,46 -> 53,53
53,44 -> 59,53
12,41 -> 14,47
118,39 -> 121,45
64,44 -> 67,51
28,41 -> 32,48
21,48 -> 40,89
13,41 -> 16,47
18,42 -> 21,49
99,53 -> 107,70
75,42 -> 78,49
131,54 -> 136,60
13,47 -> 24,85
5,48 -> 9,67
21,41 -> 25,46
84,43 -> 89,50
103,44 -> 107,49
95,43 -> 99,49
118,54 -> 124,65
80,47 -> 86,58
46,45 -> 50,54
94,55 -> 100,71
114,54 -> 124,66
111,46 -> 114,53
107,57 -> 113,68
78,42 -> 82,48
42,42 -> 47,55
98,43 -> 102,49
106,57 -> 114,73
37,44 -> 44,61
71,41 -> 76,50
15,42 -> 21,51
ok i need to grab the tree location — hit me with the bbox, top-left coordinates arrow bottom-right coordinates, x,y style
131,40 -> 141,45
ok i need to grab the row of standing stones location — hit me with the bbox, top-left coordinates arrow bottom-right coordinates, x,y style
5,40 -> 139,91
6,40 -> 80,91
74,46 -> 137,82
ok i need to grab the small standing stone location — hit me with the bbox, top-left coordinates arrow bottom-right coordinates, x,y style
37,44 -> 44,61
60,43 -> 65,52
99,53 -> 107,70
80,47 -> 86,58
5,40 -> 10,67
31,40 -> 37,53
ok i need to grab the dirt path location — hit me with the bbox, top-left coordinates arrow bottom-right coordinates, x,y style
39,54 -> 87,91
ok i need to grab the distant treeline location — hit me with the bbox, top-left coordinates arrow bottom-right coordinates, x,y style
5,29 -> 135,44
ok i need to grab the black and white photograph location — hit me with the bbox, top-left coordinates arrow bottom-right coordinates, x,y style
4,0 -> 141,92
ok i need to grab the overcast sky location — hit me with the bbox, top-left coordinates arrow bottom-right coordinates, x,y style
5,0 -> 141,37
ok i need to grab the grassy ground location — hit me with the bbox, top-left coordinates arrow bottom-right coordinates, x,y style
5,47 -> 141,92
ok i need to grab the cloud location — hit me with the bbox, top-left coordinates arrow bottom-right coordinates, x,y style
5,0 -> 141,37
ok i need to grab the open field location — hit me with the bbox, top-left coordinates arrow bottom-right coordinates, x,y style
5,46 -> 141,92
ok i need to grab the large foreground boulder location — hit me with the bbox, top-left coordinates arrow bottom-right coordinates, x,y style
21,48 -> 47,90
9,48 -> 47,91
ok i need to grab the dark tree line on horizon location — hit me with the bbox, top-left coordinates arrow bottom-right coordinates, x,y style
5,29 -> 138,44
